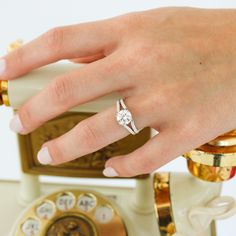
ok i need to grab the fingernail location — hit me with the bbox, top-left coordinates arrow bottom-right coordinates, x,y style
37,146 -> 52,165
0,58 -> 6,75
103,167 -> 119,177
9,114 -> 24,133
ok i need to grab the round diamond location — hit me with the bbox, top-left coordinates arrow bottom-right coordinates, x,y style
116,109 -> 132,125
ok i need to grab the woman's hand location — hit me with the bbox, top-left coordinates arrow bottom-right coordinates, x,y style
2,7 -> 236,177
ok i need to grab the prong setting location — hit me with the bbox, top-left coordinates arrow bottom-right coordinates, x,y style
116,99 -> 140,135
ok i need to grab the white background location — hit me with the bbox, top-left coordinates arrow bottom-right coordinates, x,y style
0,1 -> 236,235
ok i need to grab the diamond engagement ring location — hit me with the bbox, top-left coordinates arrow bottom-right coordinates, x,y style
116,99 -> 140,135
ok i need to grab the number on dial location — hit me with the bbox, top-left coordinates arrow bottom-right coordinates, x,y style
21,218 -> 40,236
36,201 -> 55,220
56,192 -> 75,211
95,205 -> 114,224
77,194 -> 97,212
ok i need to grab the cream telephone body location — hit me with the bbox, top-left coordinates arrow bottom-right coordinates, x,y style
0,63 -> 229,236
9,173 -> 221,236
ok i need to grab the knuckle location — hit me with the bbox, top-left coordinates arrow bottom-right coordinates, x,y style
121,51 -> 139,70
112,12 -> 146,39
78,122 -> 100,151
104,57 -> 125,76
19,107 -> 35,131
13,48 -> 25,65
179,118 -> 202,141
110,43 -> 152,77
188,119 -> 202,134
119,12 -> 144,30
140,159 -> 156,174
130,155 -> 156,175
135,43 -> 152,58
132,43 -> 153,66
48,76 -> 73,106
42,27 -> 64,56
155,43 -> 183,64
48,141 -> 66,164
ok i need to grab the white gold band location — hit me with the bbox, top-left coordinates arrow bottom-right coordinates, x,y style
116,99 -> 140,135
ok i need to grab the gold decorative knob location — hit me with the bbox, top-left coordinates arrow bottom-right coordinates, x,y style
0,80 -> 9,106
184,130 -> 236,182
0,40 -> 23,106
7,39 -> 23,53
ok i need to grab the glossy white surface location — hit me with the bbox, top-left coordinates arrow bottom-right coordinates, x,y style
8,63 -> 121,112
170,173 -> 221,236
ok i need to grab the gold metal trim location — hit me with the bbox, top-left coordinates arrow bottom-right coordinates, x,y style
0,80 -> 9,106
208,136 -> 236,147
187,159 -> 236,182
0,81 -> 2,105
211,221 -> 217,236
1,80 -> 10,106
153,173 -> 176,236
153,173 -> 218,235
184,150 -> 236,167
184,129 -> 236,182
0,40 -> 23,107
7,39 -> 23,53
44,212 -> 98,236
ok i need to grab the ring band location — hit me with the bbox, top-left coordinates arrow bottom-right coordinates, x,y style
116,99 -> 140,135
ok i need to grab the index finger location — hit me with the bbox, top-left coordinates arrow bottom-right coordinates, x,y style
0,19 -> 117,80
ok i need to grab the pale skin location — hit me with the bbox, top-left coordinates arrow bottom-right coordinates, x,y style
2,7 -> 236,177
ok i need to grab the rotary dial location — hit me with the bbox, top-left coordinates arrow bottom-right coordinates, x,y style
14,190 -> 127,236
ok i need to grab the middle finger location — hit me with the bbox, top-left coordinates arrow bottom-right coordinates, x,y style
10,56 -> 129,134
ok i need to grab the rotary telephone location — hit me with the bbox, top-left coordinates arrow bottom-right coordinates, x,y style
1,41 -> 236,236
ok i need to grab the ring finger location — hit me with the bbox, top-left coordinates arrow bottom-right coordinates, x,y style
37,97 -> 147,165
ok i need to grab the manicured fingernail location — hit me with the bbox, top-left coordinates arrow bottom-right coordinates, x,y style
103,167 -> 119,177
0,58 -> 6,75
37,147 -> 52,165
9,114 -> 24,133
